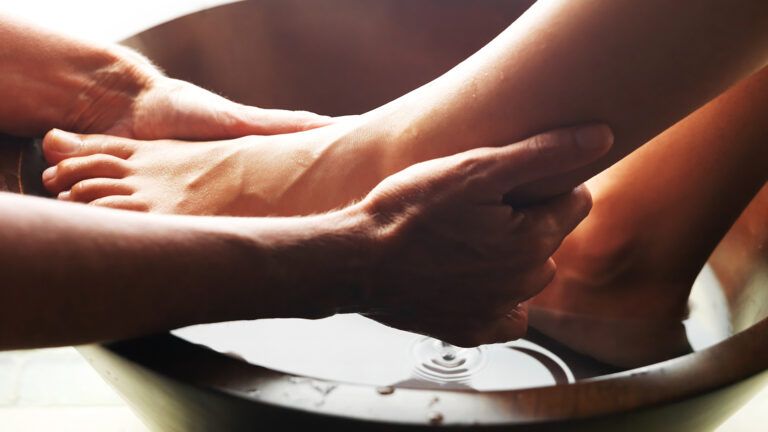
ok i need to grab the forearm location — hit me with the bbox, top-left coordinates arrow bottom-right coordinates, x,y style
365,0 -> 768,200
0,193 -> 360,349
0,13 -> 156,136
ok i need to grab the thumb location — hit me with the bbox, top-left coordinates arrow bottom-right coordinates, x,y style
484,123 -> 613,194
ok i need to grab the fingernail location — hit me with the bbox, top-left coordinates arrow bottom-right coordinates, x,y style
48,129 -> 81,154
58,191 -> 71,201
574,124 -> 613,152
42,166 -> 57,181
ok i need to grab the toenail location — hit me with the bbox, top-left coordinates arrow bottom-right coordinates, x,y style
42,166 -> 57,181
49,129 -> 81,153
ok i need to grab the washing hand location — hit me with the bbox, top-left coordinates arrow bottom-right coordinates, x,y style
347,124 -> 612,346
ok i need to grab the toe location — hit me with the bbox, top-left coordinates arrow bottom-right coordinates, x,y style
43,154 -> 131,195
89,196 -> 149,212
68,179 -> 135,203
43,129 -> 137,165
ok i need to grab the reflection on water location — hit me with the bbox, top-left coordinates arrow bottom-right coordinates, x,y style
173,265 -> 731,391
176,313 -> 575,391
685,265 -> 732,350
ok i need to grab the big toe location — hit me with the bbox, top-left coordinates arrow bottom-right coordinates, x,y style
43,129 -> 136,165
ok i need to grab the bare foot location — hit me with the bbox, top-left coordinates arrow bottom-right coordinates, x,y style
528,173 -> 695,368
41,120 -> 385,216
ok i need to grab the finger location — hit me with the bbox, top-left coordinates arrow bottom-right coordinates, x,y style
518,185 -> 593,247
449,297 -> 534,347
486,303 -> 530,345
367,310 -> 481,345
438,312 -> 527,347
43,129 -> 137,164
482,123 -> 613,193
240,107 -> 335,135
506,259 -> 558,304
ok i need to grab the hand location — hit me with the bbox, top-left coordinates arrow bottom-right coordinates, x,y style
349,123 -> 613,346
0,17 -> 331,139
76,48 -> 334,140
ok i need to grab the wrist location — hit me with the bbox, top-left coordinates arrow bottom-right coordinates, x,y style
317,205 -> 377,315
285,206 -> 376,317
220,207 -> 376,320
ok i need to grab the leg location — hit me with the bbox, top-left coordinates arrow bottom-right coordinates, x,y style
529,66 -> 768,367
41,0 -> 768,215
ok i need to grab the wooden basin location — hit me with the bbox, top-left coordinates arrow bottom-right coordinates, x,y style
1,1 -> 765,430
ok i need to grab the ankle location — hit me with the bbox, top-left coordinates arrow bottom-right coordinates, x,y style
304,119 -> 392,211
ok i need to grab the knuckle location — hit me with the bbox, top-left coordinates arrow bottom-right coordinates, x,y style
525,134 -> 549,154
454,149 -> 492,180
56,159 -> 77,175
462,172 -> 490,193
524,129 -> 578,159
455,153 -> 483,175
535,212 -> 562,236
525,133 -> 557,158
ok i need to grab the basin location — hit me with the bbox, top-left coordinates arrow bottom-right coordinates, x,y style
1,0 -> 766,430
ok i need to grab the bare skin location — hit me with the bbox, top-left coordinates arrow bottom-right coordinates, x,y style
41,126 -> 369,215
530,67 -> 768,368
38,0 -> 768,365
1,126 -> 608,350
0,13 -> 332,141
43,0 -> 768,213
40,68 -> 768,366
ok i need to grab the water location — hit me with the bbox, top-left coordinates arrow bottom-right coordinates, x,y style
174,313 -> 574,391
173,265 -> 731,391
